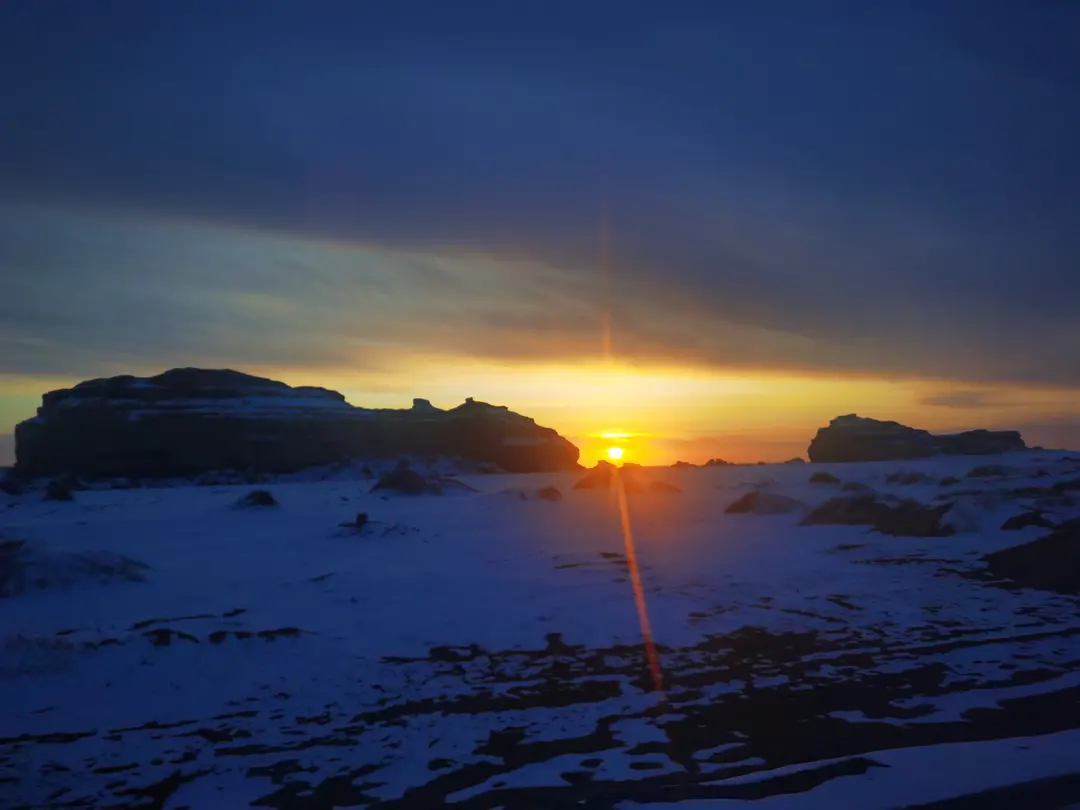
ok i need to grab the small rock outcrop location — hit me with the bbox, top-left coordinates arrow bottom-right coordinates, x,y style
800,494 -> 956,537
982,519 -> 1080,593
809,472 -> 840,485
725,491 -> 808,515
572,462 -> 679,495
13,368 -> 580,478
372,467 -> 439,496
235,489 -> 278,508
574,461 -> 617,490
43,479 -> 76,502
886,471 -> 935,486
1000,511 -> 1055,532
807,415 -> 1026,463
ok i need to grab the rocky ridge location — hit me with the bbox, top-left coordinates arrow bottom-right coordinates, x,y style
13,368 -> 580,478
808,414 -> 1026,463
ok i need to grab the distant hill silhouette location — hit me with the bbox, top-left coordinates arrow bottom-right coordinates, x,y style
13,368 -> 581,478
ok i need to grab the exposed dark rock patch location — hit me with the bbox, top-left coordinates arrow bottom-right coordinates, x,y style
571,462 -> 612,488
808,414 -> 1025,463
809,472 -> 840,485
0,474 -> 24,496
371,466 -> 440,496
235,489 -> 278,508
841,482 -> 875,493
886,471 -> 935,486
939,476 -> 961,487
966,464 -> 1013,479
800,494 -> 956,537
725,491 -> 807,515
573,463 -> 675,494
43,479 -> 75,502
1000,511 -> 1056,532
537,486 -> 562,502
144,628 -> 200,647
982,519 -> 1080,594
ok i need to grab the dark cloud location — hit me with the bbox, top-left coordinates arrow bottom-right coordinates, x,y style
920,390 -> 1007,410
1,1 -> 1079,385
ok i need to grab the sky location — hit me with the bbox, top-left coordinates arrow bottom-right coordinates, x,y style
2,1 -> 1079,467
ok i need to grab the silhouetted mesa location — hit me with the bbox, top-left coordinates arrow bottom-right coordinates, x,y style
13,368 -> 580,477
808,414 -> 1026,463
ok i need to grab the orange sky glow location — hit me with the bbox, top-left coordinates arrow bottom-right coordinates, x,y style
3,355 -> 1080,470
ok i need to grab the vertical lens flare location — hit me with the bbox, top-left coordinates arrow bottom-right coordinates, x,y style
613,470 -> 665,694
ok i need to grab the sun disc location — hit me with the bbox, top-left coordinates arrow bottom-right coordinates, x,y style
607,446 -> 625,461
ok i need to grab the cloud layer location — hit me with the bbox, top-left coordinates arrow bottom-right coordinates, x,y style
1,2 -> 1079,385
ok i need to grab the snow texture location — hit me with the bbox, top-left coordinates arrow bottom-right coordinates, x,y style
2,450 -> 1080,808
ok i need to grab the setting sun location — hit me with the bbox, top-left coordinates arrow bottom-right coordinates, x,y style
606,446 -> 625,461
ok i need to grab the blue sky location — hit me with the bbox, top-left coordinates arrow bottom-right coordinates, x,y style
2,1 -> 1079,463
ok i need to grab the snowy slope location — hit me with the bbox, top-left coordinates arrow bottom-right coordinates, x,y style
2,452 -> 1080,808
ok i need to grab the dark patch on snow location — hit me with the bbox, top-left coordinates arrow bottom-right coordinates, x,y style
43,478 -> 76,501
966,464 -> 1012,479
886,471 -> 935,486
143,628 -> 200,647
235,489 -> 278,508
982,519 -> 1080,594
801,495 -> 956,537
1000,511 -> 1056,531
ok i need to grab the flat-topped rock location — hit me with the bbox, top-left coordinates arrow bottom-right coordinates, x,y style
14,368 -> 580,478
808,414 -> 1026,463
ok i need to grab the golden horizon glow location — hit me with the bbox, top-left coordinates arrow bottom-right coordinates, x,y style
4,359 -> 1080,469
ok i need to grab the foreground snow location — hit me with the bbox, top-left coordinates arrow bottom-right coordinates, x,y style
2,451 -> 1080,808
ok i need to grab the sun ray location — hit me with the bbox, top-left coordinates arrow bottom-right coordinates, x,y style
613,470 -> 665,695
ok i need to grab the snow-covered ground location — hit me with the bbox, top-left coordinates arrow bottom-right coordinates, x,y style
2,451 -> 1080,809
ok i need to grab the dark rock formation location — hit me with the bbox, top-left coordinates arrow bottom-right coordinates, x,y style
235,489 -> 278,508
43,478 -> 76,502
1000,511 -> 1055,532
724,491 -> 807,515
14,368 -> 580,478
371,468 -> 438,496
886,471 -> 935,486
809,472 -> 840,485
841,481 -> 875,493
573,462 -> 679,495
807,414 -> 1026,463
573,461 -> 617,490
0,473 -> 24,496
966,464 -> 1014,479
982,519 -> 1080,593
800,494 -> 956,537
